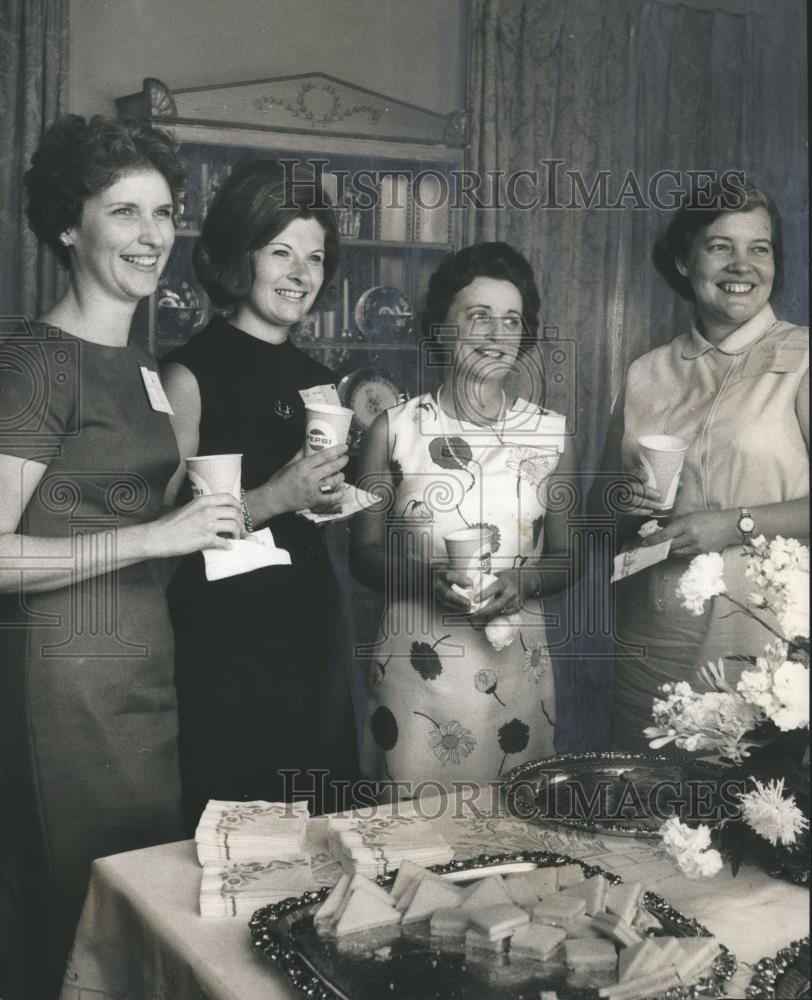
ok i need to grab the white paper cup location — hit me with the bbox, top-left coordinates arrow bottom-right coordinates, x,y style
444,527 -> 493,577
637,434 -> 689,512
185,453 -> 242,499
304,404 -> 354,455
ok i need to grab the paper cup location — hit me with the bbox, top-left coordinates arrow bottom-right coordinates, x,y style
186,453 -> 242,499
304,404 -> 354,455
637,434 -> 689,512
444,527 -> 493,577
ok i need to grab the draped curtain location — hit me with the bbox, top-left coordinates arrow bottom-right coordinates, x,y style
0,0 -> 69,317
467,0 -> 808,475
466,0 -> 808,750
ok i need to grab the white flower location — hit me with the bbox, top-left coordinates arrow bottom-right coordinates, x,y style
772,661 -> 810,729
746,536 -> 810,640
660,818 -> 724,879
676,553 -> 727,615
778,572 -> 810,640
646,682 -> 761,762
738,778 -> 809,846
484,613 -> 522,651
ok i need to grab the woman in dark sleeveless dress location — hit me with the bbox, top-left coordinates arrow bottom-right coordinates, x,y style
0,115 -> 242,1000
162,159 -> 358,830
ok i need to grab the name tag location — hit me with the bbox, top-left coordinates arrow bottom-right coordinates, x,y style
740,337 -> 807,379
140,366 -> 174,414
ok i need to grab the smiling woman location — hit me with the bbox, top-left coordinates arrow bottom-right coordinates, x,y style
160,159 -> 359,830
600,180 -> 809,752
1,115 -> 245,999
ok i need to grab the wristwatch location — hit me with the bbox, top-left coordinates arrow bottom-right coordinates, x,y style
737,507 -> 756,543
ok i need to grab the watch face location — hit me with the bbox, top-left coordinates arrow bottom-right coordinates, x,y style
739,516 -> 755,533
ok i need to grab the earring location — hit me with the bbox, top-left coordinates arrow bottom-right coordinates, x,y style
59,234 -> 71,247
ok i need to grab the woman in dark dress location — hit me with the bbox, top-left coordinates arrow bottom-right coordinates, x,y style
0,115 -> 242,1000
162,159 -> 359,830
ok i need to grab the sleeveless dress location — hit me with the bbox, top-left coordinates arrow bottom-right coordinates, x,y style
164,317 -> 358,828
613,305 -> 809,751
359,392 -> 567,788
0,326 -> 184,1000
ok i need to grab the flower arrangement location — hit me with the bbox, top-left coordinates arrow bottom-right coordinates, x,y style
645,537 -> 810,883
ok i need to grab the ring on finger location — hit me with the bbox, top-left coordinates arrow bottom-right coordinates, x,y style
319,478 -> 335,494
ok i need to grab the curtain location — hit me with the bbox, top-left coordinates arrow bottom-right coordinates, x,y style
466,0 -> 808,750
467,0 -> 808,474
0,0 -> 69,317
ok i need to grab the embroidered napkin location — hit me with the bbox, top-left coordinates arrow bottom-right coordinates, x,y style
199,855 -> 315,917
298,486 -> 378,524
326,815 -> 454,878
195,799 -> 309,865
203,527 -> 291,581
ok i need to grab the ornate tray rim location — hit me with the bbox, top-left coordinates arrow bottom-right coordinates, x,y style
500,751 -> 730,839
746,937 -> 810,999
249,848 -> 737,1000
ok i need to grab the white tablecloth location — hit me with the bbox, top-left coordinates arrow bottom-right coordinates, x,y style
61,791 -> 809,1000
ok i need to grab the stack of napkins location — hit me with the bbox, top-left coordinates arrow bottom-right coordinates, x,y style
196,800 -> 315,917
195,799 -> 310,863
199,856 -> 315,917
326,816 -> 454,878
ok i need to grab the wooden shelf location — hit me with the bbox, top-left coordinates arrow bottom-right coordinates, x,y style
291,340 -> 416,351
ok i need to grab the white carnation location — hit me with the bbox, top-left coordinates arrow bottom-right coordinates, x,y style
660,818 -> 723,879
676,553 -> 727,615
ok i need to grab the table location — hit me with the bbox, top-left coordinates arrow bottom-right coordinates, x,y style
61,790 -> 809,1000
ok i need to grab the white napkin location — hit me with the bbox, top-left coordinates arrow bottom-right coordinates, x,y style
195,799 -> 309,864
326,816 -> 454,878
203,527 -> 291,581
298,486 -> 378,524
199,855 -> 315,917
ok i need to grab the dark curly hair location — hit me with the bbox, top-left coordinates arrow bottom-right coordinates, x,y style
193,159 -> 339,313
652,180 -> 783,301
421,241 -> 540,355
24,114 -> 185,269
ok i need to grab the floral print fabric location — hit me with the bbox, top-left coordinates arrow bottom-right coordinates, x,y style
360,393 -> 566,786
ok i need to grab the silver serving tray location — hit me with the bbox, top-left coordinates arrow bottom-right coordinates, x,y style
501,752 -> 729,838
249,850 -> 736,1000
747,938 -> 810,999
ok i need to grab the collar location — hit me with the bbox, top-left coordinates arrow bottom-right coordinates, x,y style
681,303 -> 777,359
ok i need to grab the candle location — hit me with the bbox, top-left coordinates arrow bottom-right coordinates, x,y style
342,279 -> 350,332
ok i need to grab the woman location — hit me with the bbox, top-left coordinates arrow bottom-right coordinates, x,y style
606,181 -> 809,751
0,115 -> 241,999
350,242 -> 577,791
162,159 -> 358,830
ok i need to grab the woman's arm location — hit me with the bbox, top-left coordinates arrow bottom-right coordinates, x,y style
0,452 -> 241,593
640,369 -> 809,557
162,361 -> 351,525
348,410 -> 471,609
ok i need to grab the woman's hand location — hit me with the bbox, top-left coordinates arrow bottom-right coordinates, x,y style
433,566 -> 479,612
265,444 -> 350,514
469,570 -> 523,623
619,466 -> 661,516
145,493 -> 244,557
639,509 -> 738,558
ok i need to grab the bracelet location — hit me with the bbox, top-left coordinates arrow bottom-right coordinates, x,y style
240,487 -> 254,533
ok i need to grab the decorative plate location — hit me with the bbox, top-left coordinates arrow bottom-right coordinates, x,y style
338,368 -> 407,429
747,939 -> 810,999
501,752 -> 729,838
157,279 -> 206,338
249,849 -> 736,1000
354,286 -> 414,341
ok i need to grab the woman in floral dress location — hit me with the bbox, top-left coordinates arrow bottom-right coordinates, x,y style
351,243 -> 578,791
